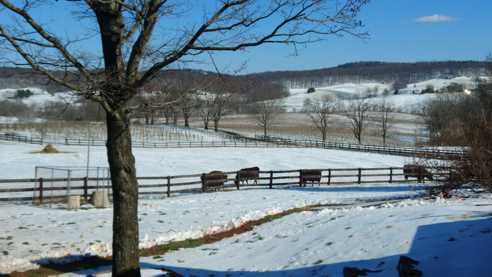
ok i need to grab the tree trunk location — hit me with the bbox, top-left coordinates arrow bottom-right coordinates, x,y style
263,124 -> 267,137
173,112 -> 178,125
204,119 -> 209,130
164,113 -> 169,125
106,110 -> 141,277
214,119 -> 219,131
184,113 -> 189,127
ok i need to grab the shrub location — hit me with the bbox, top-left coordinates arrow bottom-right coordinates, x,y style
14,89 -> 34,99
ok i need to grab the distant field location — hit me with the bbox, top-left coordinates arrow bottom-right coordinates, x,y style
190,112 -> 427,146
0,141 -> 414,179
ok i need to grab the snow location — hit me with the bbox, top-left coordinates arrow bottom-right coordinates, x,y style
1,123 -> 234,146
0,186 -> 431,274
281,76 -> 482,113
70,194 -> 492,277
0,87 -> 78,107
339,93 -> 445,113
0,116 -> 19,124
400,76 -> 478,94
283,82 -> 391,112
0,116 -> 46,124
0,141 -> 415,179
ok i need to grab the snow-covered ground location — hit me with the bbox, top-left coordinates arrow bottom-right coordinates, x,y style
68,194 -> 492,277
281,76 -> 482,113
283,82 -> 391,112
0,186 -> 432,274
1,123 -> 230,144
0,141 -> 416,179
399,76 -> 479,94
0,88 -> 78,107
339,93 -> 442,114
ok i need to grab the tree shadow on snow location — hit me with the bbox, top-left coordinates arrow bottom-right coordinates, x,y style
33,214 -> 492,277
281,184 -> 429,194
142,216 -> 492,277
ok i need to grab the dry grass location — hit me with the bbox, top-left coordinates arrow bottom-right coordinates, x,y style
192,112 -> 424,146
30,144 -> 62,154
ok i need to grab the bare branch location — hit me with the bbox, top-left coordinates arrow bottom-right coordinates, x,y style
0,0 -> 93,82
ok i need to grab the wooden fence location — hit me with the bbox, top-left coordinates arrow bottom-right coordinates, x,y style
0,132 -> 276,148
0,131 -> 467,159
253,135 -> 467,160
0,166 -> 452,203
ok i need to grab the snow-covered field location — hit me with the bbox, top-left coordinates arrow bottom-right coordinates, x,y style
281,76 -> 482,113
0,141 -> 415,179
399,76 -> 479,94
1,136 -> 486,276
0,185 -> 432,274
1,123 -> 231,145
69,194 -> 492,277
283,82 -> 391,112
0,88 -> 78,107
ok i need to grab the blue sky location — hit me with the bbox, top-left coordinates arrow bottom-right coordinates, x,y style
1,0 -> 491,73
216,0 -> 492,73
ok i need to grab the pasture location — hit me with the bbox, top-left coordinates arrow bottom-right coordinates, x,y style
196,112 -> 427,146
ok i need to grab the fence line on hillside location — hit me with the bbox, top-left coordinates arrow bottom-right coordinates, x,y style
0,166 -> 452,203
0,131 -> 466,160
250,135 -> 466,160
0,132 -> 274,148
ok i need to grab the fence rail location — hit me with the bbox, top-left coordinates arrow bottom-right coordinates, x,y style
0,132 -> 276,148
252,135 -> 467,160
0,131 -> 467,160
0,166 -> 452,203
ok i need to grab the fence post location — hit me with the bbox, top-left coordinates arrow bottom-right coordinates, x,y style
357,168 -> 362,184
299,169 -> 303,187
83,177 -> 88,201
166,176 -> 171,197
269,171 -> 273,189
39,177 -> 44,204
389,168 -> 393,183
328,169 -> 331,186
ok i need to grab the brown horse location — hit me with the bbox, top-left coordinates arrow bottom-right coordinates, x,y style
236,167 -> 260,185
201,171 -> 227,192
299,169 -> 322,187
403,164 -> 433,182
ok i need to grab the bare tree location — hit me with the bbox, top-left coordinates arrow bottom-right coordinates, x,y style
376,99 -> 394,145
196,94 -> 213,130
306,97 -> 337,142
254,100 -> 282,137
179,92 -> 195,127
0,1 -> 369,275
211,93 -> 230,132
346,97 -> 371,144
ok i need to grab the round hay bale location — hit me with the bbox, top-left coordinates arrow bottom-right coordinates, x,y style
40,144 -> 60,154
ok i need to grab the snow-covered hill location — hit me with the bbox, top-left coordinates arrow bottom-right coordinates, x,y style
0,87 -> 79,107
399,76 -> 480,94
280,76 -> 481,113
283,82 -> 391,111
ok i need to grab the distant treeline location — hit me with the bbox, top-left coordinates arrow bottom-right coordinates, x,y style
1,61 -> 490,99
245,61 -> 491,88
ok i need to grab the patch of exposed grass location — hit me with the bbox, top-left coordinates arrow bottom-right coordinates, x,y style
7,202 -> 344,277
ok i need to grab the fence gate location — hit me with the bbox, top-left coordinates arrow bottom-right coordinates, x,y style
33,166 -> 110,205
